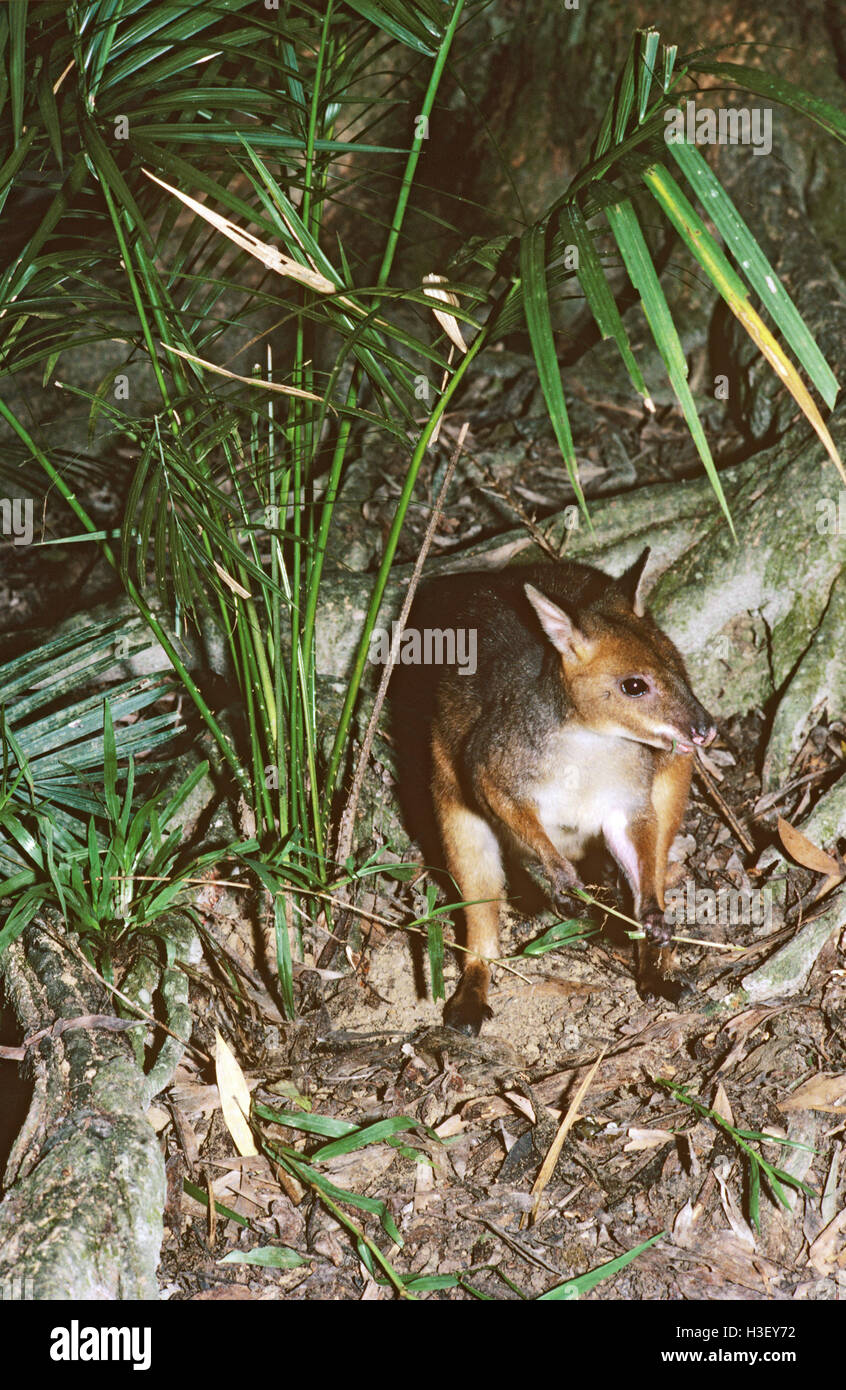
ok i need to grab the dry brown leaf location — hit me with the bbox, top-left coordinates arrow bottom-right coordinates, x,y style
434,1115 -> 465,1138
318,1145 -> 396,1189
777,816 -> 840,875
162,343 -> 329,406
422,274 -> 468,353
214,1027 -> 257,1158
144,170 -> 336,292
711,1082 -> 735,1126
807,1208 -> 846,1276
414,1159 -> 436,1216
504,1090 -> 536,1123
671,1198 -> 702,1247
713,1162 -> 756,1250
624,1127 -> 675,1152
779,1072 -> 846,1114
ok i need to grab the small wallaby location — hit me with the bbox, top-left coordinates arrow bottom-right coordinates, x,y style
412,548 -> 715,1035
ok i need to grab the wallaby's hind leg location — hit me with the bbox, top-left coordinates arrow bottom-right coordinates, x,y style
433,733 -> 504,1034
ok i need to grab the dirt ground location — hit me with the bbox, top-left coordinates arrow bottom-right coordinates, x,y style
154,709 -> 846,1302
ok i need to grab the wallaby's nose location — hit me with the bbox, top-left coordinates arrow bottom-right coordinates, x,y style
692,713 -> 717,746
686,697 -> 716,746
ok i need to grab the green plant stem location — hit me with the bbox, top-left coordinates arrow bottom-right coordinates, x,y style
324,324 -> 487,819
376,0 -> 467,289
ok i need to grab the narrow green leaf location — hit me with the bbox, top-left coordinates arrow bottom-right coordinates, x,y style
748,1153 -> 761,1229
427,915 -> 445,1001
603,197 -> 735,535
36,57 -> 64,170
686,60 -> 846,144
403,1274 -> 461,1291
637,29 -> 660,123
254,1102 -> 356,1139
643,162 -> 843,480
0,814 -> 46,869
612,35 -> 638,146
342,0 -> 437,55
538,1231 -> 665,1299
519,222 -> 589,521
522,918 -> 596,956
183,1179 -> 250,1228
669,140 -> 838,408
560,202 -> 651,405
0,889 -> 43,955
768,1165 -> 817,1200
86,817 -> 104,912
79,113 -> 152,249
311,1117 -> 421,1162
8,0 -> 26,146
288,1155 -> 402,1245
102,702 -> 120,821
765,1169 -> 790,1211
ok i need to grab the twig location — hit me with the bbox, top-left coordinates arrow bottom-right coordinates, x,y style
472,448 -> 569,560
333,421 -> 469,867
694,753 -> 755,855
522,1048 -> 606,1229
307,887 -> 532,983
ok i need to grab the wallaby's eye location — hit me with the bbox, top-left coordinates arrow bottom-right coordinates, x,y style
620,677 -> 649,697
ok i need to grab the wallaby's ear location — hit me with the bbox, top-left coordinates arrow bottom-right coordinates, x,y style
615,546 -> 650,616
524,584 -> 595,663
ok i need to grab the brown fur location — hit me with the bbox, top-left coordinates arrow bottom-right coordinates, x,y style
417,549 -> 715,1034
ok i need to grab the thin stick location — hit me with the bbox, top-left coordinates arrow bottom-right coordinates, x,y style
477,461 -> 563,560
521,1048 -> 606,1229
307,888 -> 532,983
694,753 -> 755,855
333,421 -> 469,866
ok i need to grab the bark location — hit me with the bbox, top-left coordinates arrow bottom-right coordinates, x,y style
0,912 -> 193,1299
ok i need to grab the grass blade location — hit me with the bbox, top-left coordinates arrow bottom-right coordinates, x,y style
538,1231 -> 665,1299
427,911 -> 445,1001
519,221 -> 588,521
668,139 -> 838,409
561,201 -> 652,407
643,162 -> 843,481
603,196 -> 736,535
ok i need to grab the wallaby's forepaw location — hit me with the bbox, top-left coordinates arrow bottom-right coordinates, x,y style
548,859 -> 583,915
641,902 -> 673,947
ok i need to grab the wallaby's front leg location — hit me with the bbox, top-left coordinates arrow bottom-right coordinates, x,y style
602,754 -> 694,1002
640,753 -> 695,1002
474,768 -> 583,911
603,808 -> 676,1000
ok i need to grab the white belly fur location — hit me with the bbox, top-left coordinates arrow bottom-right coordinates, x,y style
530,727 -> 649,861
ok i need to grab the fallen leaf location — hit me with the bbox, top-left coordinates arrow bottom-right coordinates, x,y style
807,1208 -> 846,1276
779,1072 -> 846,1114
711,1082 -> 735,1126
777,816 -> 840,875
215,1027 -> 257,1157
624,1127 -> 674,1152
